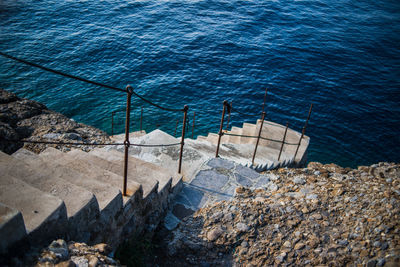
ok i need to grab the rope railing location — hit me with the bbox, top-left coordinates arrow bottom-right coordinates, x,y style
229,105 -> 261,118
0,51 -> 184,112
1,51 -> 190,196
4,138 -> 182,147
223,132 -> 297,145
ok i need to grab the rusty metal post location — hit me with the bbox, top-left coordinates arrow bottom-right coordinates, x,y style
293,127 -> 305,162
252,112 -> 266,165
293,103 -> 313,162
123,85 -> 133,196
178,105 -> 189,174
225,101 -> 232,130
278,122 -> 289,161
174,119 -> 179,137
191,111 -> 196,139
261,88 -> 268,117
216,100 -> 228,158
140,107 -> 143,132
111,111 -> 116,137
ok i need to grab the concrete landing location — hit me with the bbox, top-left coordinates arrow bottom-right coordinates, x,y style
164,157 -> 280,230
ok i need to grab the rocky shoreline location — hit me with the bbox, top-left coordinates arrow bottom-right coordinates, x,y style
158,162 -> 400,266
0,88 -> 110,155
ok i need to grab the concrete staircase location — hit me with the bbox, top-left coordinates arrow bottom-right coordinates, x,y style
0,147 -> 182,254
0,119 -> 308,254
109,119 -> 309,177
196,119 -> 309,170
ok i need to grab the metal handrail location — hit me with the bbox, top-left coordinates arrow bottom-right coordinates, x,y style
1,51 -> 190,196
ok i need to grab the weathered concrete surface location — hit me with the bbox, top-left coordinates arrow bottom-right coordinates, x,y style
10,149 -> 100,242
164,157 -> 280,230
0,173 -> 68,244
38,148 -> 123,220
0,203 -> 26,254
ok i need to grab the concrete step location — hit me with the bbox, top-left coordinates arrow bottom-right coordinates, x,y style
0,203 -> 27,254
206,133 -> 219,145
88,148 -> 175,196
38,148 -> 152,246
88,148 -> 182,223
37,148 -> 124,237
8,149 -> 99,241
226,126 -> 242,144
66,149 -> 154,198
196,135 -> 208,142
111,130 -> 146,143
42,148 -> 141,199
241,123 -> 257,144
0,173 -> 67,244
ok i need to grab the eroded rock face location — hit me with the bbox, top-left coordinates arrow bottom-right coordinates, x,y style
163,162 -> 400,266
0,88 -> 110,154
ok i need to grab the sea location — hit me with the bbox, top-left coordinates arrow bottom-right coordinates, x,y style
0,0 -> 399,168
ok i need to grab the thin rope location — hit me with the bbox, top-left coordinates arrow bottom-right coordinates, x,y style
223,132 -> 298,145
230,106 -> 261,118
0,51 -> 125,93
4,139 -> 182,147
0,51 -> 185,112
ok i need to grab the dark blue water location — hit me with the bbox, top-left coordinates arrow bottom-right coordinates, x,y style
1,0 -> 399,168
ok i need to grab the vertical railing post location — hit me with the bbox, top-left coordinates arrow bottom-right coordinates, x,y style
191,111 -> 196,139
261,88 -> 268,118
216,100 -> 228,158
293,103 -> 313,162
140,107 -> 143,132
123,85 -> 133,196
252,112 -> 266,165
178,105 -> 189,174
225,101 -> 232,130
278,122 -> 289,161
111,111 -> 116,137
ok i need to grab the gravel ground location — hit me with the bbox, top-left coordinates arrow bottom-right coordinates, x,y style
160,161 -> 400,266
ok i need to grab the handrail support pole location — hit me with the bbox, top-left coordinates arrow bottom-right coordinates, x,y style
278,122 -> 289,161
123,85 -> 133,196
293,103 -> 313,163
216,100 -> 228,158
178,105 -> 189,174
252,112 -> 265,165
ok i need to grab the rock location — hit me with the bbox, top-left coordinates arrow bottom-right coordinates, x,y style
93,243 -> 110,254
56,260 -> 76,267
71,256 -> 88,267
294,243 -> 305,250
0,88 -> 110,155
236,223 -> 249,233
275,252 -> 287,263
48,239 -> 69,261
293,176 -> 306,185
367,259 -> 377,267
34,240 -> 121,267
283,241 -> 291,248
207,226 -> 224,241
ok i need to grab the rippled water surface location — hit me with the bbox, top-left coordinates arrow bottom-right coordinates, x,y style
1,0 -> 399,167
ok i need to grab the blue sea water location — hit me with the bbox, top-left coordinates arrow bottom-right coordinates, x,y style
0,0 -> 399,168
